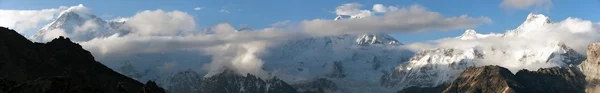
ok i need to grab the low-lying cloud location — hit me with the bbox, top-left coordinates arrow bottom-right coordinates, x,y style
305,4 -> 491,36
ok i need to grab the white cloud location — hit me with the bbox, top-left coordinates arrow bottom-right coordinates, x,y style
194,7 -> 203,11
109,17 -> 129,22
124,10 -> 196,36
500,0 -> 552,10
42,29 -> 68,41
219,9 -> 230,13
74,20 -> 100,33
203,41 -> 270,78
372,4 -> 398,13
304,4 -> 491,36
0,7 -> 65,33
335,3 -> 372,18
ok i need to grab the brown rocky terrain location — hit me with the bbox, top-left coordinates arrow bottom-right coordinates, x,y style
399,65 -> 586,93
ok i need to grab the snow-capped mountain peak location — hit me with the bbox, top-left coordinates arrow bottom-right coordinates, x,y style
457,29 -> 478,40
505,13 -> 551,36
456,29 -> 501,40
382,13 -> 586,89
333,15 -> 401,45
34,4 -> 126,42
356,33 -> 401,45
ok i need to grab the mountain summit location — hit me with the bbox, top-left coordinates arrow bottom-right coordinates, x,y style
504,13 -> 552,36
33,4 -> 126,42
381,13 -> 585,89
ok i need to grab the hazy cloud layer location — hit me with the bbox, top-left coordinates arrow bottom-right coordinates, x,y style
501,0 -> 552,10
305,4 -> 491,36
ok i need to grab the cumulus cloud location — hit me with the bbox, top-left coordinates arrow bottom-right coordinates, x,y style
500,0 -> 552,10
124,10 -> 196,36
74,20 -> 100,32
335,3 -> 372,18
372,4 -> 398,13
203,41 -> 270,78
304,4 -> 491,36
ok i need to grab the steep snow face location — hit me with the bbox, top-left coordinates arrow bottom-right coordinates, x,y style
385,13 -> 586,89
33,5 -> 127,42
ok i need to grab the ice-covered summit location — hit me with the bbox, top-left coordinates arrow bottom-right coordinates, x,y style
504,13 -> 552,36
33,4 -> 126,42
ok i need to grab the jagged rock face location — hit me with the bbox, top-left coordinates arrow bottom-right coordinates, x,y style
197,70 -> 299,93
579,42 -> 600,92
399,65 -> 586,93
0,27 -> 164,93
443,66 -> 519,93
138,81 -> 165,93
293,78 -> 339,92
356,33 -> 401,45
167,69 -> 202,93
381,48 -> 475,88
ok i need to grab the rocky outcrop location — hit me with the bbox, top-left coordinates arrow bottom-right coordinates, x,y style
293,78 -> 339,93
167,69 -> 202,93
0,27 -> 164,93
138,81 -> 165,93
579,42 -> 600,92
399,65 -> 586,93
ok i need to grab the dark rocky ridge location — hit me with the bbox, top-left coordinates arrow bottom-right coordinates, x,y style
399,65 -> 586,93
0,27 -> 164,93
166,69 -> 304,93
197,70 -> 299,93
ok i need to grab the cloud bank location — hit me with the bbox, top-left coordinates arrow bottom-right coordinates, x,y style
305,4 -> 491,36
9,3 -> 492,80
0,7 -> 63,33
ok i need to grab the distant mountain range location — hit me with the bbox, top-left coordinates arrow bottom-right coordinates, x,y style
20,6 -> 600,93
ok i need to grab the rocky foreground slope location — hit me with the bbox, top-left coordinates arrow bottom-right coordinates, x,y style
399,65 -> 586,93
579,42 -> 600,92
0,27 -> 164,93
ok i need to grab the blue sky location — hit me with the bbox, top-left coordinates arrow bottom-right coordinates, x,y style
1,0 -> 600,43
